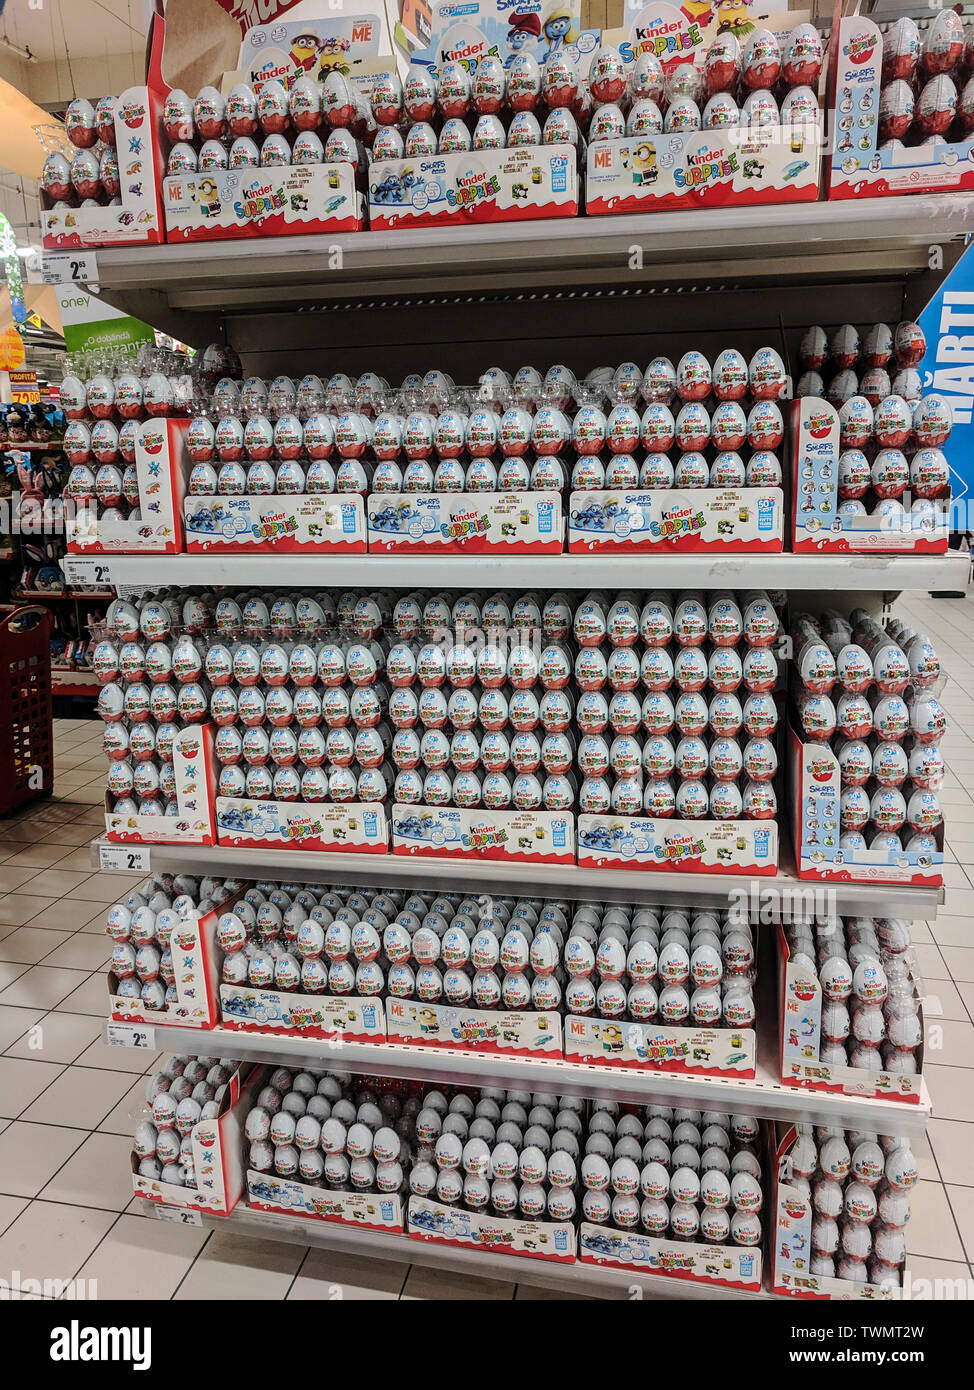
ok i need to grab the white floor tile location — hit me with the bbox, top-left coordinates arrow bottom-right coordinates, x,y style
174,1232 -> 305,1300
0,1200 -> 116,1288
75,1214 -> 209,1299
286,1247 -> 408,1300
0,1121 -> 85,1197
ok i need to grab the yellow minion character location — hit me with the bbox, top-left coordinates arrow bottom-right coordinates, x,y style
196,177 -> 221,217
290,33 -> 320,73
681,0 -> 714,27
317,35 -> 352,78
716,0 -> 753,35
595,1023 -> 624,1053
620,141 -> 658,186
417,1008 -> 440,1035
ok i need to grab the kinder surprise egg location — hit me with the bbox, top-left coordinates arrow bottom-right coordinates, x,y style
914,394 -> 952,447
878,80 -> 915,142
65,97 -> 97,148
839,396 -> 873,449
677,351 -> 711,401
748,347 -> 786,400
713,348 -> 748,401
589,47 -> 628,105
705,32 -> 740,94
742,29 -> 781,91
194,86 -> 226,140
702,92 -> 739,128
543,51 -> 579,108
42,152 -> 72,202
884,16 -> 920,82
664,97 -> 701,131
472,55 -> 506,114
227,83 -> 258,137
164,89 -> 194,142
917,75 -> 957,136
922,9 -> 964,76
437,61 -> 471,118
783,23 -> 823,88
508,52 -> 542,111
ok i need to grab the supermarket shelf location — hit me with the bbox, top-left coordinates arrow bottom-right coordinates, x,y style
1,441 -> 64,451
104,1013 -> 930,1138
93,195 -> 974,320
52,670 -> 101,695
89,835 -> 944,918
14,589 -> 114,602
67,550 -> 972,594
136,1199 -> 770,1300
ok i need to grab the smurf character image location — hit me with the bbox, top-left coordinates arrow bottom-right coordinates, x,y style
506,11 -> 542,64
542,9 -> 578,56
289,33 -> 320,73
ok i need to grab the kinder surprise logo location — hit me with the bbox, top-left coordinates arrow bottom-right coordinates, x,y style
180,736 -> 201,757
805,410 -> 832,440
118,99 -> 145,129
843,30 -> 877,66
142,427 -> 165,454
784,1198 -> 806,1218
176,928 -> 197,951
791,975 -> 817,1002
809,751 -> 832,782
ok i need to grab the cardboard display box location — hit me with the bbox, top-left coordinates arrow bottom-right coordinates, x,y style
220,984 -> 386,1042
367,492 -> 563,554
163,163 -> 364,243
771,1123 -> 908,1298
108,877 -> 240,1029
391,805 -> 574,864
789,398 -> 950,555
67,417 -> 189,555
776,920 -> 924,1103
827,13 -> 974,201
369,144 -> 579,230
408,1195 -> 577,1262
579,1222 -> 763,1291
184,493 -> 366,553
568,488 -> 783,552
216,798 -> 389,853
105,722 -> 217,846
789,725 -> 944,887
563,1011 -> 756,1079
586,124 -> 822,216
247,1171 -> 404,1231
132,1061 -> 260,1216
385,999 -> 562,1058
576,813 -> 778,875
42,85 -> 166,249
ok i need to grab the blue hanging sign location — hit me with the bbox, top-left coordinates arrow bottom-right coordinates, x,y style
918,239 -> 974,512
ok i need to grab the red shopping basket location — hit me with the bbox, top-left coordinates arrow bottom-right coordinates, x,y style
0,605 -> 54,816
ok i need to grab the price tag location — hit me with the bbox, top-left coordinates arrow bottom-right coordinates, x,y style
106,1022 -> 156,1050
41,250 -> 98,285
154,1205 -> 202,1226
63,556 -> 113,587
100,844 -> 150,872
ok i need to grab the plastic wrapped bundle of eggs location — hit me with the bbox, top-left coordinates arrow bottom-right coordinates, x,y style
163,80 -> 369,173
792,607 -> 945,853
218,877 -> 406,998
245,1067 -> 411,1194
109,874 -> 242,1011
784,914 -> 923,1075
134,1053 -> 238,1187
42,96 -> 121,209
406,1083 -> 584,1224
579,1103 -> 764,1246
872,11 -> 974,146
570,587 -> 781,821
786,1122 -> 918,1286
586,26 -> 823,140
563,901 -> 756,1028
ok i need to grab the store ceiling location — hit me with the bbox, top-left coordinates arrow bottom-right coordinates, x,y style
0,0 -> 143,62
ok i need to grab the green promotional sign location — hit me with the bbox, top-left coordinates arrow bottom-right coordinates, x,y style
56,285 -> 156,354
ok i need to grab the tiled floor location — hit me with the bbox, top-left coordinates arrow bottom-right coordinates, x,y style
0,591 -> 973,1299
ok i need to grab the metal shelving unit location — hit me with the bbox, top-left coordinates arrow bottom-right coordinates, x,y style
88,835 -> 944,917
136,1198 -> 772,1300
65,550 -> 972,593
106,1017 -> 931,1138
91,198 -> 965,1298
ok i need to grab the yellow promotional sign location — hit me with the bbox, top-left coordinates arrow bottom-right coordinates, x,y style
0,325 -> 26,370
